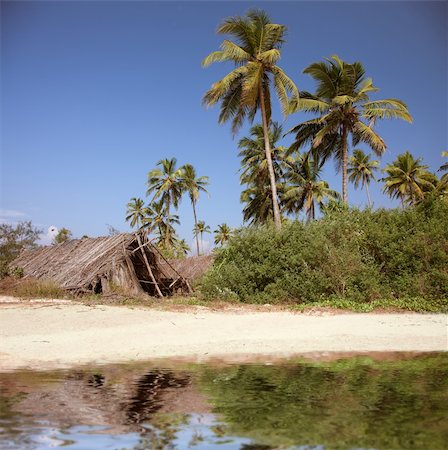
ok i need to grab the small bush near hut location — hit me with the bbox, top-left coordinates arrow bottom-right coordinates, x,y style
200,199 -> 448,311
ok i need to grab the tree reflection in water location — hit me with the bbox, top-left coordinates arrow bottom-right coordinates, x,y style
0,353 -> 447,450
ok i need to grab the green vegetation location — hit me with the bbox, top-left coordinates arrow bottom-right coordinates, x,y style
289,54 -> 412,204
126,159 -> 209,258
53,227 -> 72,244
0,221 -> 41,278
348,149 -> 379,207
214,223 -> 233,246
382,151 -> 440,206
199,353 -> 448,449
200,199 -> 448,310
181,164 -> 209,256
202,9 -> 299,229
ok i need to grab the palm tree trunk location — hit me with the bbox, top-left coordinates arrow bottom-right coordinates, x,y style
365,182 -> 372,208
165,196 -> 171,249
192,198 -> 200,256
341,124 -> 349,204
259,80 -> 282,230
200,231 -> 203,255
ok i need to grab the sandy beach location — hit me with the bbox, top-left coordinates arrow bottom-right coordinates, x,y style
0,297 -> 446,371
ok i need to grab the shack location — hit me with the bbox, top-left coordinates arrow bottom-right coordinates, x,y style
13,233 -> 211,297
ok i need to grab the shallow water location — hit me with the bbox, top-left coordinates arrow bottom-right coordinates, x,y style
1,353 -> 447,450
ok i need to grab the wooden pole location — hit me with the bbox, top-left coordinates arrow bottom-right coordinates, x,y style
136,233 -> 163,298
151,244 -> 194,294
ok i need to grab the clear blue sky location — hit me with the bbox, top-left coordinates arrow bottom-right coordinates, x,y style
1,1 -> 447,246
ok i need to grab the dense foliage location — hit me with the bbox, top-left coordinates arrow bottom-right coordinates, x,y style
201,200 -> 448,308
199,354 -> 448,449
0,221 -> 41,278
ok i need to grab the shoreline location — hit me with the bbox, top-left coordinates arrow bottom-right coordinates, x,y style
0,298 -> 446,371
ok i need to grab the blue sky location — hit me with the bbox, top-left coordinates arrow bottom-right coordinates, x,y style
1,1 -> 447,247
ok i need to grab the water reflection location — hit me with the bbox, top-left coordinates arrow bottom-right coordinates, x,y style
0,353 -> 447,450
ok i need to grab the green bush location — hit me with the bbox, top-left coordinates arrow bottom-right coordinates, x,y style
200,200 -> 448,310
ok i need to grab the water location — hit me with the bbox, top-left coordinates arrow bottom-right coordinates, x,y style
1,353 -> 447,450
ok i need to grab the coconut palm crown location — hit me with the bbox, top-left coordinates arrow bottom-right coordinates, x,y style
147,158 -> 184,247
125,197 -> 147,230
214,223 -> 233,246
347,149 -> 379,207
382,151 -> 437,206
283,153 -> 340,222
289,55 -> 412,204
202,9 -> 299,229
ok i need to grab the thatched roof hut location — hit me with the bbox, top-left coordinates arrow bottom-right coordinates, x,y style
13,233 -> 211,297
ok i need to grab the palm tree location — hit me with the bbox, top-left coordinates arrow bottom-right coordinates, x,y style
180,164 -> 209,256
147,158 -> 184,248
202,9 -> 299,230
214,223 -> 233,246
193,220 -> 211,255
126,198 -> 147,230
241,182 -> 286,225
238,122 -> 286,187
439,151 -> 448,182
382,151 -> 437,206
283,153 -> 340,222
173,238 -> 191,259
142,201 -> 180,245
289,55 -> 412,204
347,149 -> 379,207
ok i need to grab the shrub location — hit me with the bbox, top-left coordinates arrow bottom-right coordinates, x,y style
200,199 -> 448,309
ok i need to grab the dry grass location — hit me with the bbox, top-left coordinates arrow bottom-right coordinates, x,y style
0,277 -> 67,299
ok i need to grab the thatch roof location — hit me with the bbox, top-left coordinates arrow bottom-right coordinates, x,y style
14,234 -> 139,292
160,255 -> 214,282
13,233 -> 214,296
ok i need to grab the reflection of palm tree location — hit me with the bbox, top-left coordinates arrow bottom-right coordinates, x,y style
202,10 -> 299,229
382,151 -> 437,206
290,55 -> 412,204
348,149 -> 379,207
283,153 -> 340,222
193,220 -> 211,255
180,164 -> 209,256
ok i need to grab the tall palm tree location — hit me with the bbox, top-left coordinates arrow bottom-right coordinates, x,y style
283,153 -> 340,222
125,198 -> 147,230
147,158 -> 184,248
202,9 -> 299,230
347,149 -> 379,207
214,223 -> 233,246
289,55 -> 412,204
193,220 -> 211,255
180,164 -> 209,256
241,182 -> 286,225
382,151 -> 437,206
238,122 -> 286,187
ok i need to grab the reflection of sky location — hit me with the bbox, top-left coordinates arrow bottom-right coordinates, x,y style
3,415 -> 253,450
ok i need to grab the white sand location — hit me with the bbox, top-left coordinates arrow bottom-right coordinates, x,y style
0,298 -> 446,370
